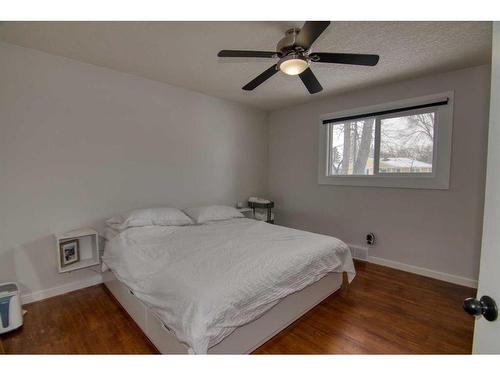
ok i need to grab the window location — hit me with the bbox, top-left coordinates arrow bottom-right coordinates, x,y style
328,111 -> 435,176
318,92 -> 453,189
379,112 -> 434,174
328,118 -> 376,176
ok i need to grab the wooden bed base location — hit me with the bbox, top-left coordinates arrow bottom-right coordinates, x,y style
103,271 -> 343,354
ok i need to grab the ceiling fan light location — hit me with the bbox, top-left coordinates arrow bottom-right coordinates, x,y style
278,54 -> 309,76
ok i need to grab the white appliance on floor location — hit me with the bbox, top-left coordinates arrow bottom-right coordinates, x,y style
0,282 -> 23,334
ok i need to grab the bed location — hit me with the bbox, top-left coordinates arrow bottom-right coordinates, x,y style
102,217 -> 355,354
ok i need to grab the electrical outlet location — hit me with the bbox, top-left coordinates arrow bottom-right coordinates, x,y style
366,233 -> 375,246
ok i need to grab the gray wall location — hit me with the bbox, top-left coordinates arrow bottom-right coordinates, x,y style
267,65 -> 490,282
0,42 -> 268,297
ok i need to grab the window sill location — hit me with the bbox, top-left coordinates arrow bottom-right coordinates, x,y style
317,174 -> 449,189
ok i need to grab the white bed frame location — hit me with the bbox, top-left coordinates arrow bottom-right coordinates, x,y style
103,271 -> 343,354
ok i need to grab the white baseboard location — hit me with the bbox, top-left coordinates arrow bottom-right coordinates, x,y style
366,255 -> 478,288
21,274 -> 103,304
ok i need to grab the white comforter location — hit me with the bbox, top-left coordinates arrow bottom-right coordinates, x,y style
102,218 -> 355,354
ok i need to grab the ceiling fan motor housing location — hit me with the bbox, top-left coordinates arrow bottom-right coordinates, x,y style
276,28 -> 304,56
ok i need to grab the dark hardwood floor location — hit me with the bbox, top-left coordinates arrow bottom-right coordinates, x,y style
1,283 -> 157,354
255,261 -> 475,354
0,261 -> 475,354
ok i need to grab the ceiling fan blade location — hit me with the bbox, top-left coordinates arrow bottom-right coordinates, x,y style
242,64 -> 279,91
299,67 -> 323,94
295,21 -> 331,50
311,52 -> 380,66
218,50 -> 278,58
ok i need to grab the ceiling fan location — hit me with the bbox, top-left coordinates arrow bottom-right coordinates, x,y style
217,21 -> 379,95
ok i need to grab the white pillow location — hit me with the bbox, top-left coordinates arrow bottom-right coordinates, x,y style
183,205 -> 244,224
106,207 -> 193,230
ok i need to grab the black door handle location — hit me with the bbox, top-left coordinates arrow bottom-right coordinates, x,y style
463,295 -> 498,322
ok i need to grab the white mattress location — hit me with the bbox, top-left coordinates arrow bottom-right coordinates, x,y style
102,218 -> 355,354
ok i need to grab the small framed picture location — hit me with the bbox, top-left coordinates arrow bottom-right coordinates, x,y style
59,239 -> 80,267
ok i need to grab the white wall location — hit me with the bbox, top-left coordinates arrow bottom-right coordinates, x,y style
0,42 -> 268,300
267,65 -> 490,283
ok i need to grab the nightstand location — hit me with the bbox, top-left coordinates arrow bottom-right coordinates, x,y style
248,201 -> 275,224
54,228 -> 100,273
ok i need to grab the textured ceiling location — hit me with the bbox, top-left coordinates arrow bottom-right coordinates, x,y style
0,21 -> 492,111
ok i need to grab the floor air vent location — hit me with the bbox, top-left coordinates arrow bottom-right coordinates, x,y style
349,245 -> 368,261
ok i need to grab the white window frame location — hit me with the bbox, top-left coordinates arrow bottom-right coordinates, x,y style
318,91 -> 454,189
